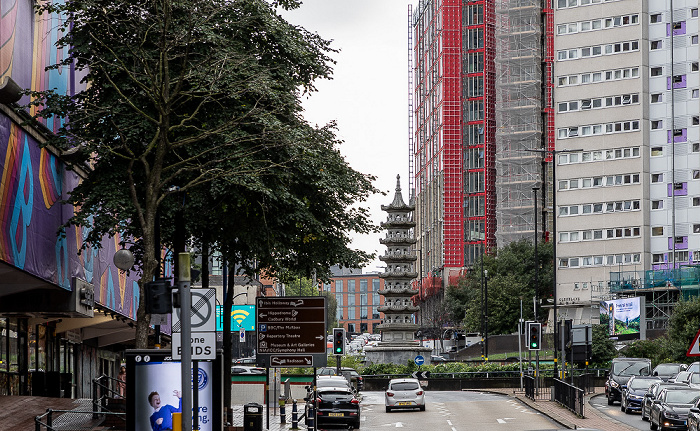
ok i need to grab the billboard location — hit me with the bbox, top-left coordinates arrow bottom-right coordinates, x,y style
216,305 -> 255,331
600,297 -> 646,340
126,349 -> 222,431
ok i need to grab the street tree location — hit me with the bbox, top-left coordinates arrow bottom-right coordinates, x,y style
29,0 -> 376,348
665,296 -> 700,362
446,239 -> 553,335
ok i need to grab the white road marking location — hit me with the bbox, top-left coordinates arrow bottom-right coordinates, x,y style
447,420 -> 453,425
396,422 -> 404,427
497,419 -> 506,424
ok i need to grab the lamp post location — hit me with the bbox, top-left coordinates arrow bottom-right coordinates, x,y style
484,269 -> 489,361
525,147 -> 582,379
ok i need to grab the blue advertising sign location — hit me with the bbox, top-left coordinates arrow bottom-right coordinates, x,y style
215,305 -> 256,331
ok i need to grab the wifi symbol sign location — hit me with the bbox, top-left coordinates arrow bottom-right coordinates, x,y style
232,309 -> 250,325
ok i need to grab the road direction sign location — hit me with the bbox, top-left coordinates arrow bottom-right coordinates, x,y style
414,355 -> 425,366
256,297 -> 327,368
411,371 -> 430,379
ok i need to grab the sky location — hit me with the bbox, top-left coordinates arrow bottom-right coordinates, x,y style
282,1 -> 413,273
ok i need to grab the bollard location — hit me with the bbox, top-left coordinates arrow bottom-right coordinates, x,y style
306,403 -> 315,431
279,397 -> 286,424
291,400 -> 299,429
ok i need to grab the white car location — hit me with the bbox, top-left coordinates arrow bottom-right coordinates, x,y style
385,378 -> 426,412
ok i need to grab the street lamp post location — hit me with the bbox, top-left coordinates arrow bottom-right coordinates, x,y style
525,147 -> 581,379
484,269 -> 489,361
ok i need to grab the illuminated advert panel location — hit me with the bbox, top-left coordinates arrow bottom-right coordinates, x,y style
126,349 -> 222,431
599,296 -> 646,341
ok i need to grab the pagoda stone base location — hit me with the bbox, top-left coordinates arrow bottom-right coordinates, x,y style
364,344 -> 433,366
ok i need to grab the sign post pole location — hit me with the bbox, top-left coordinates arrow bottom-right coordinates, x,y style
179,253 -> 192,431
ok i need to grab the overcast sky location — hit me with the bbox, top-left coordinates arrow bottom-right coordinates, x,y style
282,1 -> 413,273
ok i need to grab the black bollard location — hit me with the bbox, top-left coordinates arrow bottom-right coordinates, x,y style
291,399 -> 298,429
280,398 -> 286,424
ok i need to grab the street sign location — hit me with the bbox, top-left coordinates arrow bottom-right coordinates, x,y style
687,328 -> 700,356
414,355 -> 425,366
411,371 -> 430,379
172,289 -> 216,360
239,328 -> 245,342
256,297 -> 327,368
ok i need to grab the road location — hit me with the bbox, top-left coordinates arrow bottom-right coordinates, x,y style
588,394 -> 647,430
346,391 -> 568,431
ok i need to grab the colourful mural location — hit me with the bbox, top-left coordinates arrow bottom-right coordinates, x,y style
0,0 -> 139,319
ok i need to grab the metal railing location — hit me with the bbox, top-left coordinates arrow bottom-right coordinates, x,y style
34,375 -> 126,431
553,378 -> 585,417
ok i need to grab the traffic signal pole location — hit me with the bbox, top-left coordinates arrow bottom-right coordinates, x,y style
178,253 -> 193,431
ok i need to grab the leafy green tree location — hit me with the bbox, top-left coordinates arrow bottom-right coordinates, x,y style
665,296 -> 700,362
590,324 -> 617,366
622,338 -> 670,366
30,0 -> 376,348
446,239 -> 553,335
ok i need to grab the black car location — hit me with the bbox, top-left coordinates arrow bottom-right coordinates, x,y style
654,363 -> 689,382
642,382 -> 689,421
688,397 -> 700,431
315,386 -> 361,429
621,375 -> 661,414
649,387 -> 700,430
606,357 -> 652,405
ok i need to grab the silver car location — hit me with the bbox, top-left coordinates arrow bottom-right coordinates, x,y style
385,378 -> 426,412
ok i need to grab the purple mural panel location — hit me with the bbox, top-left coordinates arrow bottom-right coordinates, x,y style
668,128 -> 688,143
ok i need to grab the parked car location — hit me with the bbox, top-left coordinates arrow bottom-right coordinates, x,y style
230,366 -> 265,374
642,382 -> 689,421
606,357 -> 652,405
689,373 -> 700,390
649,387 -> 700,431
315,386 -> 361,429
234,356 -> 257,364
385,378 -> 426,412
621,376 -> 661,414
431,355 -> 448,362
654,363 -> 688,382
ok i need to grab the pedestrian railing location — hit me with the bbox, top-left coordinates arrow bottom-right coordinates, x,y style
553,378 -> 585,418
34,406 -> 124,431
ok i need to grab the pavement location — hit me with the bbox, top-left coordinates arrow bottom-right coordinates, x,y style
9,388 -> 636,431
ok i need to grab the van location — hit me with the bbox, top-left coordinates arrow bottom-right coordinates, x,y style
606,357 -> 652,405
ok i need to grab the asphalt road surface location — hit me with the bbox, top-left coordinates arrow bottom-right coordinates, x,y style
588,394 -> 648,430
345,390 -> 568,431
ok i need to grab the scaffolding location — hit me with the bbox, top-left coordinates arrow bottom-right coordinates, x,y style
493,0 -> 545,247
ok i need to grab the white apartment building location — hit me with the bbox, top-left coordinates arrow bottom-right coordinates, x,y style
553,0 -> 699,326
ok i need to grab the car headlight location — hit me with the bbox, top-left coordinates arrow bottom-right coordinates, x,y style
663,411 -> 680,419
610,381 -> 619,388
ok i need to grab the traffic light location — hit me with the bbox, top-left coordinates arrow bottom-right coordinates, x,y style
333,328 -> 345,355
528,322 -> 542,351
144,279 -> 172,314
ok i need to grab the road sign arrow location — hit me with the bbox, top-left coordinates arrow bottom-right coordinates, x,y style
259,313 -> 267,318
411,371 -> 431,379
315,335 -> 324,340
305,357 -> 311,364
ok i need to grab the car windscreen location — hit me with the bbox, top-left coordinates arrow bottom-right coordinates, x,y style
655,364 -> 681,375
629,379 -> 658,390
665,390 -> 700,404
318,390 -> 353,401
613,361 -> 650,376
391,382 -> 420,391
317,379 -> 348,387
691,374 -> 700,384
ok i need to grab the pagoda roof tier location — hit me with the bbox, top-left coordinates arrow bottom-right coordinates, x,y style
381,175 -> 414,211
379,220 -> 415,229
378,254 -> 417,262
378,288 -> 419,296
378,271 -> 418,279
379,237 -> 417,245
378,305 -> 420,313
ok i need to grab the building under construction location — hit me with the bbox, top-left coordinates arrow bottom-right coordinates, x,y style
411,0 -> 553,314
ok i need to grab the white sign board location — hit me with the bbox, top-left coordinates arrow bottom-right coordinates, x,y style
172,332 -> 216,360
172,289 -> 217,360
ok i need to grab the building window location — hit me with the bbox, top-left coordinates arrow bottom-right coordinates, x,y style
651,120 -> 663,129
651,93 -> 663,103
652,173 -> 664,183
652,200 -> 664,209
348,280 -> 355,293
650,13 -> 662,23
651,146 -> 664,156
651,67 -> 663,76
652,226 -> 664,236
651,40 -> 663,50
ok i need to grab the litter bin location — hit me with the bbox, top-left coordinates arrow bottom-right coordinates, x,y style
243,403 -> 263,431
